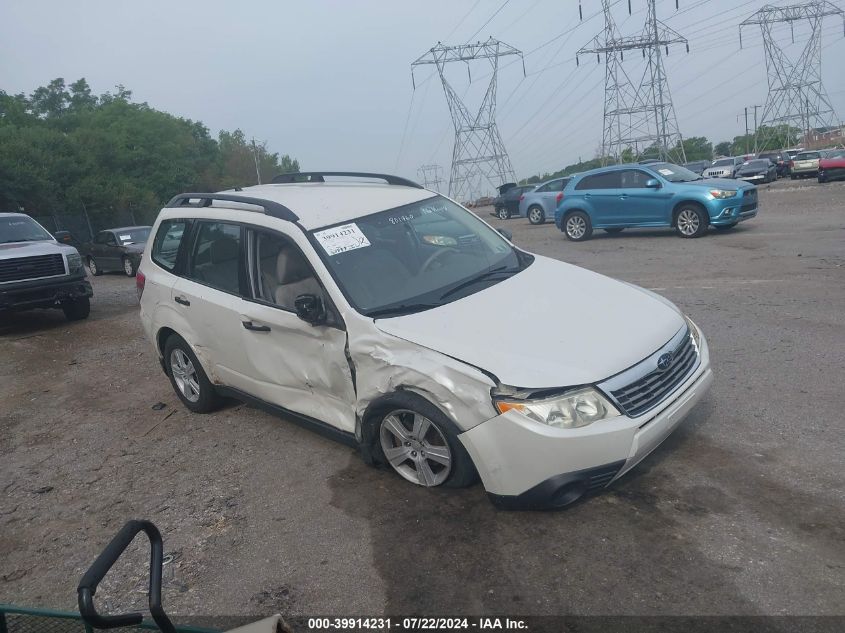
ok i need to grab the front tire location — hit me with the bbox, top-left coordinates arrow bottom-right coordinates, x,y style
496,207 -> 510,220
563,211 -> 593,241
675,205 -> 708,238
62,297 -> 90,321
164,334 -> 221,413
88,257 -> 102,276
123,257 -> 136,277
527,205 -> 546,225
370,393 -> 477,489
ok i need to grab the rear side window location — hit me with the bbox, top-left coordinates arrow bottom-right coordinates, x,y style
537,179 -> 565,192
575,172 -> 622,190
187,222 -> 242,295
151,220 -> 188,271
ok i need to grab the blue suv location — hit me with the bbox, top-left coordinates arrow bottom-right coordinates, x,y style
555,163 -> 758,241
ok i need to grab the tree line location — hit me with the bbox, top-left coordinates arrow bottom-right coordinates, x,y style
0,78 -> 299,232
522,127 -> 799,185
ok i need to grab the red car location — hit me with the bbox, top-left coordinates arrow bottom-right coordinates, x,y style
818,149 -> 845,183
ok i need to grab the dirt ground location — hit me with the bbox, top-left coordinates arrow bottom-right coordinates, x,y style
1,178 -> 843,621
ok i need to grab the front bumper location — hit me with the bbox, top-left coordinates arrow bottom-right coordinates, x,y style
0,274 -> 93,311
460,332 -> 712,509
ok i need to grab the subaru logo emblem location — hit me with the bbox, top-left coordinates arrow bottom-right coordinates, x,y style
657,352 -> 674,371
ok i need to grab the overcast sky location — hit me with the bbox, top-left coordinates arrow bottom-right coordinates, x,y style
2,0 -> 844,192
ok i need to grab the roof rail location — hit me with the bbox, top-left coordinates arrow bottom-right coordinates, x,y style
165,193 -> 299,222
270,171 -> 424,189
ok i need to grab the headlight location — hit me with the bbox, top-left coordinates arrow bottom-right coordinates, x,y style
709,189 -> 737,199
494,387 -> 619,429
67,252 -> 82,273
684,315 -> 701,348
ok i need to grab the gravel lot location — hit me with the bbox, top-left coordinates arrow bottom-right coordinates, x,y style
1,178 -> 843,620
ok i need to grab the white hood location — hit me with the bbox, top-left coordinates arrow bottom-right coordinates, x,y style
374,255 -> 685,389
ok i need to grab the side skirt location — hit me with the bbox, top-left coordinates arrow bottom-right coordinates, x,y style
214,386 -> 359,449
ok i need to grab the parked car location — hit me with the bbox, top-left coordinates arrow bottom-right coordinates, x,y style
555,162 -> 758,241
518,176 -> 573,225
702,156 -> 744,179
789,151 -> 824,179
757,150 -> 790,177
785,148 -> 804,159
682,160 -> 710,174
138,171 -> 712,509
492,184 -> 535,220
83,226 -> 151,277
0,212 -> 92,320
736,159 -> 777,184
818,149 -> 845,183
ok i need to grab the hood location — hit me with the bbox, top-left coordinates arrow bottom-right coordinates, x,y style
684,177 -> 754,191
124,243 -> 146,253
374,255 -> 685,389
0,240 -> 77,260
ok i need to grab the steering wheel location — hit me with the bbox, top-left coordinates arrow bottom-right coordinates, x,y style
420,248 -> 459,274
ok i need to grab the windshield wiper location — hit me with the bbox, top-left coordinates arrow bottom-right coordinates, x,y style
367,303 -> 442,318
1,239 -> 41,244
439,265 -> 519,301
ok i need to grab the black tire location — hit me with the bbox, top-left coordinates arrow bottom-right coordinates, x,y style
122,256 -> 136,277
496,207 -> 511,220
163,333 -> 221,413
714,223 -> 738,231
562,211 -> 593,241
62,296 -> 90,321
603,228 -> 624,234
527,205 -> 546,225
87,257 -> 103,276
674,204 -> 708,238
366,391 -> 478,489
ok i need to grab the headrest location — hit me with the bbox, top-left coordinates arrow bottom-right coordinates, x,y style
276,248 -> 312,284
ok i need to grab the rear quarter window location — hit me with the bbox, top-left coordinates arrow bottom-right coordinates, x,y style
151,220 -> 188,271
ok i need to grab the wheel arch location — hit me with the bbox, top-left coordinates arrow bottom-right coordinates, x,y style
671,199 -> 709,226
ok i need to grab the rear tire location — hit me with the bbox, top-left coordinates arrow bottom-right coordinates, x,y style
62,297 -> 90,321
164,334 -> 221,413
563,211 -> 593,241
496,207 -> 510,220
527,205 -> 546,225
122,257 -> 136,277
674,204 -> 708,238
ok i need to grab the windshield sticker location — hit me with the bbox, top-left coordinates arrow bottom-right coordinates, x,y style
314,223 -> 371,255
119,234 -> 131,240
658,168 -> 674,176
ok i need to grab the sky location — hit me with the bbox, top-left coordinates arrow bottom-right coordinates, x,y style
2,0 -> 844,194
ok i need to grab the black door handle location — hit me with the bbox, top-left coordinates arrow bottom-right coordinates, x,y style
242,320 -> 271,332
174,295 -> 190,306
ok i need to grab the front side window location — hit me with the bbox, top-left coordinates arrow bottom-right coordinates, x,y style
94,231 -> 110,244
618,170 -> 652,188
250,231 -> 323,311
151,220 -> 188,272
311,196 -> 528,317
187,222 -> 242,294
0,215 -> 53,244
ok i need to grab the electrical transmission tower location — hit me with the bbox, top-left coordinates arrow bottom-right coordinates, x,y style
740,2 -> 845,152
417,164 -> 444,192
577,0 -> 688,164
412,38 -> 524,202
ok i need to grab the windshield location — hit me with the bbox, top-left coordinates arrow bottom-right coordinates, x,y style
795,152 -> 819,160
311,195 -> 527,317
649,163 -> 702,182
713,159 -> 734,167
0,215 -> 54,244
743,160 -> 770,169
115,227 -> 151,245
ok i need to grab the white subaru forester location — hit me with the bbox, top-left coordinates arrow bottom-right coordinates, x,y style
138,172 -> 713,509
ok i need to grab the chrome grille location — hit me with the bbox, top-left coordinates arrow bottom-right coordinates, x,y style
0,254 -> 66,283
609,330 -> 699,417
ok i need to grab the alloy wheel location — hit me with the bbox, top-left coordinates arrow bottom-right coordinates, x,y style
170,348 -> 200,403
497,208 -> 509,220
529,208 -> 543,224
566,215 -> 587,239
379,409 -> 452,487
88,258 -> 98,274
677,209 -> 700,236
123,259 -> 134,276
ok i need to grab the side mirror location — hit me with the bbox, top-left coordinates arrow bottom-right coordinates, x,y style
645,179 -> 661,188
54,230 -> 73,243
294,294 -> 326,326
497,228 -> 513,241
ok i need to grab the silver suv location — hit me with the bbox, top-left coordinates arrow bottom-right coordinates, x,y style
702,157 -> 744,179
0,213 -> 92,320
